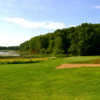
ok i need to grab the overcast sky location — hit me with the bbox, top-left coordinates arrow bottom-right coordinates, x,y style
0,0 -> 100,46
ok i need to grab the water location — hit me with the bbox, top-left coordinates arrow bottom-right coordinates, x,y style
0,51 -> 20,56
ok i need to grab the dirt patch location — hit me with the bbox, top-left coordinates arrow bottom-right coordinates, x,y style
56,64 -> 100,69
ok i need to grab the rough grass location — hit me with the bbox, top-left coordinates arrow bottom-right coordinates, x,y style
0,58 -> 48,64
0,56 -> 100,100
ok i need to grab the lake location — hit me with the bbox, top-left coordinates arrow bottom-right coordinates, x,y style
0,50 -> 20,56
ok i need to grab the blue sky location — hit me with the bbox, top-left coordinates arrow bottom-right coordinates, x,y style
0,0 -> 100,46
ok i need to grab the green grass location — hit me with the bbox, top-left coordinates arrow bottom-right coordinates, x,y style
0,56 -> 100,100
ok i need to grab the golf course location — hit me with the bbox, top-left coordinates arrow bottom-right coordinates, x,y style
1,0 -> 100,99
0,56 -> 100,100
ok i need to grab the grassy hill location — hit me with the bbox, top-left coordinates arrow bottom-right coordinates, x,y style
0,56 -> 100,100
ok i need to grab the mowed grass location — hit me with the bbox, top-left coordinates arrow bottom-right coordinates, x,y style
0,56 -> 100,100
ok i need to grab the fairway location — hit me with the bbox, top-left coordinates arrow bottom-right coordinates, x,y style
0,56 -> 100,100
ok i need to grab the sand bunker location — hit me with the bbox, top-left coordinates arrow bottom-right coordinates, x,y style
56,64 -> 100,69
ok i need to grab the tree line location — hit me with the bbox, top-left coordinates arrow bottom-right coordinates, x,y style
20,23 -> 100,56
0,46 -> 19,50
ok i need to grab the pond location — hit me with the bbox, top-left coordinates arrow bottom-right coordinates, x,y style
0,50 -> 20,56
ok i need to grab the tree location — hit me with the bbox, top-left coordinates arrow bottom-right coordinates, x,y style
53,36 -> 65,54
47,40 -> 55,54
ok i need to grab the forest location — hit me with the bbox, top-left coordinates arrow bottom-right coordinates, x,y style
0,46 -> 19,50
20,23 -> 100,56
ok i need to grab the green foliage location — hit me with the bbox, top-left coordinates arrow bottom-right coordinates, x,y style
68,23 -> 100,55
0,46 -> 19,50
53,36 -> 64,54
47,40 -> 55,54
40,48 -> 47,54
20,23 -> 100,56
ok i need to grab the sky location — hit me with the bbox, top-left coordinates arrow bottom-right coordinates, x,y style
0,0 -> 100,46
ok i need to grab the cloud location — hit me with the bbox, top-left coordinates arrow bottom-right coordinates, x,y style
92,6 -> 100,9
2,18 -> 65,29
